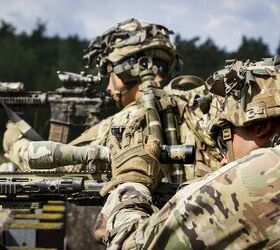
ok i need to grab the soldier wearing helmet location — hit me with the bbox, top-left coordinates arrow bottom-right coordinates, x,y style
96,56 -> 280,249
207,56 -> 280,164
2,18 -> 185,247
3,18 -> 179,169
3,18 -> 221,178
1,19 -> 222,248
82,18 -> 178,108
70,18 -> 182,145
78,18 -> 221,181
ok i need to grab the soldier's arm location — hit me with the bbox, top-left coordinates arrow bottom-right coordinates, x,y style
3,119 -> 108,171
97,147 -> 279,249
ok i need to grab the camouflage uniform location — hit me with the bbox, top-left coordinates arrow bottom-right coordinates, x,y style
98,146 -> 280,249
3,82 -> 221,176
1,19 -> 222,250
164,83 -> 221,180
95,57 -> 280,248
70,102 -> 144,147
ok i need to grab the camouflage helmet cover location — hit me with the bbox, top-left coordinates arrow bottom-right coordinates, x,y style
83,18 -> 177,74
207,56 -> 280,132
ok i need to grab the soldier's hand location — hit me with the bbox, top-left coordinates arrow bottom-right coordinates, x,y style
3,121 -> 24,153
100,121 -> 162,197
2,121 -> 31,170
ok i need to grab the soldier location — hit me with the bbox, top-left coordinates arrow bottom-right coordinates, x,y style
3,18 -> 179,170
70,18 -> 179,149
3,18 -> 220,178
1,18 -> 181,249
96,57 -> 280,249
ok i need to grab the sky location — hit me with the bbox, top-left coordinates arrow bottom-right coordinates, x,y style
0,0 -> 279,53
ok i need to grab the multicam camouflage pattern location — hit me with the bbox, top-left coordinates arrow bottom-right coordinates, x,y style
70,102 -> 145,147
96,145 -> 280,249
100,125 -> 162,197
164,81 -> 222,180
207,57 -> 280,129
2,102 -> 145,171
3,82 -> 222,178
83,18 -> 177,74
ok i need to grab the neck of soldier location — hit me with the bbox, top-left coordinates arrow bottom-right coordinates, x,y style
121,84 -> 139,106
221,118 -> 280,165
122,75 -> 163,106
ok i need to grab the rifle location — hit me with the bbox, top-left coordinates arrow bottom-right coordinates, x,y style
0,170 -> 179,209
0,71 -> 113,143
0,141 -> 194,208
0,170 -> 104,207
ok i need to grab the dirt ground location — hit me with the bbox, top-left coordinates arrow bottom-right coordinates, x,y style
66,204 -> 105,250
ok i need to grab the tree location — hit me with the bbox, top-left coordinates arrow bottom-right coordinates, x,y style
276,41 -> 280,55
0,20 -> 90,142
0,20 -> 16,37
230,36 -> 271,61
175,35 -> 227,79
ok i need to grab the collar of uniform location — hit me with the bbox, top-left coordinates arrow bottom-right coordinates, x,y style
122,101 -> 137,111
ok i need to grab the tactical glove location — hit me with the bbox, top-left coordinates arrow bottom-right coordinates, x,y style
100,123 -> 162,197
3,121 -> 23,153
3,121 -> 31,170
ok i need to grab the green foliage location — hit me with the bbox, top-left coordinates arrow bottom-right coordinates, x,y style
277,41 -> 280,55
175,34 -> 274,80
175,35 -> 228,80
0,20 -> 88,91
230,36 -> 271,61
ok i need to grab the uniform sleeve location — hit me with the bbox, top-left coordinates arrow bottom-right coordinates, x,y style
95,148 -> 279,249
95,181 -> 196,249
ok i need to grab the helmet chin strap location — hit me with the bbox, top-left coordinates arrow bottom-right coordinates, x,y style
222,125 -> 235,162
109,72 -> 129,108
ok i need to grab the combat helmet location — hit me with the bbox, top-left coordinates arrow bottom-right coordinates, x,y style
83,18 -> 179,84
205,56 -> 280,161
